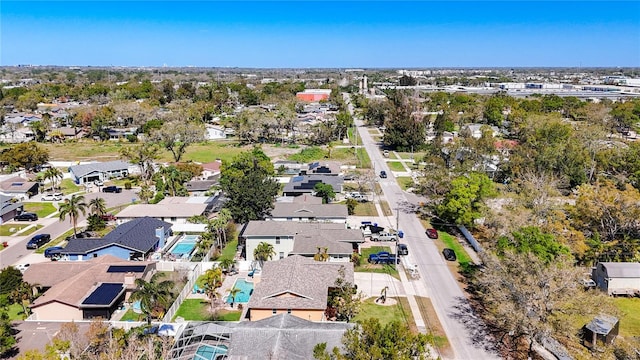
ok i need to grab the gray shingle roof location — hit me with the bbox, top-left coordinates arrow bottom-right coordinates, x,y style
291,231 -> 357,255
247,255 -> 354,311
60,217 -> 172,255
68,160 -> 131,178
601,262 -> 640,278
176,314 -> 353,360
270,203 -> 348,219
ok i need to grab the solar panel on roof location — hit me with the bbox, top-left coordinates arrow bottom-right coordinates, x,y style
81,283 -> 124,306
107,265 -> 146,273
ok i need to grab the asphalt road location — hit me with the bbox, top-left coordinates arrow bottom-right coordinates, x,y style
345,94 -> 498,360
0,189 -> 138,268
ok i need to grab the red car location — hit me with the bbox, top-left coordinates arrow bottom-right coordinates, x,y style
425,228 -> 438,239
100,214 -> 116,221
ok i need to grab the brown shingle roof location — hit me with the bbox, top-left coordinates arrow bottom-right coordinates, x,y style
26,255 -> 154,309
247,255 -> 354,311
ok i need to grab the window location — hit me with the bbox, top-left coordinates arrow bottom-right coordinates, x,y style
287,309 -> 292,314
279,252 -> 284,259
171,217 -> 177,222
272,309 -> 277,314
286,217 -> 292,221
275,236 -> 280,244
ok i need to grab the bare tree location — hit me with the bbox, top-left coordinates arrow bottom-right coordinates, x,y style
151,121 -> 205,162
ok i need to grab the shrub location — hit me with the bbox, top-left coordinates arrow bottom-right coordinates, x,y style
124,181 -> 132,190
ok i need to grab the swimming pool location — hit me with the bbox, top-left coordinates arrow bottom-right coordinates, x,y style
194,344 -> 228,360
170,234 -> 199,258
225,279 -> 254,304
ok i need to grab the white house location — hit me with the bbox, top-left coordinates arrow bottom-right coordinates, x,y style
241,221 -> 363,264
205,125 -> 226,140
116,197 -> 209,225
593,262 -> 640,295
269,196 -> 348,223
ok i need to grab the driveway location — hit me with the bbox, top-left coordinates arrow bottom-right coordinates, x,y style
354,272 -> 404,298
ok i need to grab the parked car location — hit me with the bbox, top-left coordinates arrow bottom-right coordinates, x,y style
371,232 -> 398,242
15,212 -> 38,221
14,264 -> 30,272
352,194 -> 368,203
425,228 -> 438,239
94,180 -> 104,186
383,150 -> 390,157
44,246 -> 64,258
368,251 -> 399,265
100,213 -> 116,221
41,193 -> 63,201
26,234 -> 51,249
379,170 -> 387,178
102,186 -> 122,193
397,244 -> 408,255
442,248 -> 457,261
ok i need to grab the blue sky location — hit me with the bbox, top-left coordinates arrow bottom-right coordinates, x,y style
1,1 -> 639,67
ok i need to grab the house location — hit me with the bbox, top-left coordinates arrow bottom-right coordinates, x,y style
282,175 -> 343,197
116,197 -> 209,225
184,180 -> 217,195
273,160 -> 304,175
171,314 -> 353,359
247,255 -> 354,321
241,221 -> 363,262
269,197 -> 348,223
50,126 -> 86,140
68,160 -> 131,185
593,262 -> 640,295
301,161 -> 341,176
205,124 -> 226,140
23,255 -> 155,321
0,195 -> 23,224
296,89 -> 332,102
0,176 -> 39,200
460,123 -> 501,139
58,217 -> 172,261
199,160 -> 222,180
583,315 -> 619,350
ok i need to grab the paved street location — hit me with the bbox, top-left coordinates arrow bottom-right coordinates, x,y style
345,94 -> 498,360
0,189 -> 139,268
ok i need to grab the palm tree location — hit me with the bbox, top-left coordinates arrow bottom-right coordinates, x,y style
88,197 -> 107,217
219,258 -> 236,274
196,232 -> 215,260
58,194 -> 88,237
138,184 -> 155,204
253,242 -> 276,269
313,247 -> 330,262
226,287 -> 242,309
9,281 -> 38,318
129,272 -> 175,325
201,267 -> 223,311
44,167 -> 63,191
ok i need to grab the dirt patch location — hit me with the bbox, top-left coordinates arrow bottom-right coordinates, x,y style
373,297 -> 398,306
261,144 -> 309,161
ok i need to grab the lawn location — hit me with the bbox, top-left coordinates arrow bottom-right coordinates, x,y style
217,239 -> 238,262
379,200 -> 393,216
396,176 -> 414,191
438,232 -> 472,269
614,297 -> 640,337
4,303 -> 28,321
59,178 -> 81,194
352,297 -> 414,328
40,140 -> 244,164
353,202 -> 378,217
356,246 -> 398,278
173,299 -> 212,321
386,161 -> 407,172
23,202 -> 57,218
0,224 -> 42,236
120,309 -> 143,322
287,146 -> 326,163
396,152 -> 426,160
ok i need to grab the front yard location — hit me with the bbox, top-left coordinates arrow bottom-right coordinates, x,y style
356,246 -> 399,278
0,224 -> 43,237
352,296 -> 415,328
23,202 -> 57,218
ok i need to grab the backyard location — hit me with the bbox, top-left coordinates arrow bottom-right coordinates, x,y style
172,299 -> 241,321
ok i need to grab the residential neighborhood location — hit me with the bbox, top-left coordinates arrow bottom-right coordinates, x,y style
1,62 -> 640,360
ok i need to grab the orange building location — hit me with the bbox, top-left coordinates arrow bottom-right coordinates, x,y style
296,89 -> 332,102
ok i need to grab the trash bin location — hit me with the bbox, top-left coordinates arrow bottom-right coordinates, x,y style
398,231 -> 404,239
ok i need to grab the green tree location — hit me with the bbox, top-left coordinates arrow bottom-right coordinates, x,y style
121,143 -> 161,184
327,266 -> 363,322
345,199 -> 358,215
314,318 -> 430,360
220,147 -> 280,223
0,142 -> 49,172
226,287 -> 242,309
436,172 -> 496,227
129,272 -> 175,324
0,267 -> 23,295
43,167 -> 63,191
382,91 -> 425,151
0,312 -> 16,357
156,165 -> 189,197
151,121 -> 205,162
314,183 -> 335,204
253,242 -> 276,269
138,184 -> 155,204
88,197 -> 107,217
496,226 -> 571,264
9,281 -> 37,318
201,267 -> 223,311
58,194 -> 88,237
